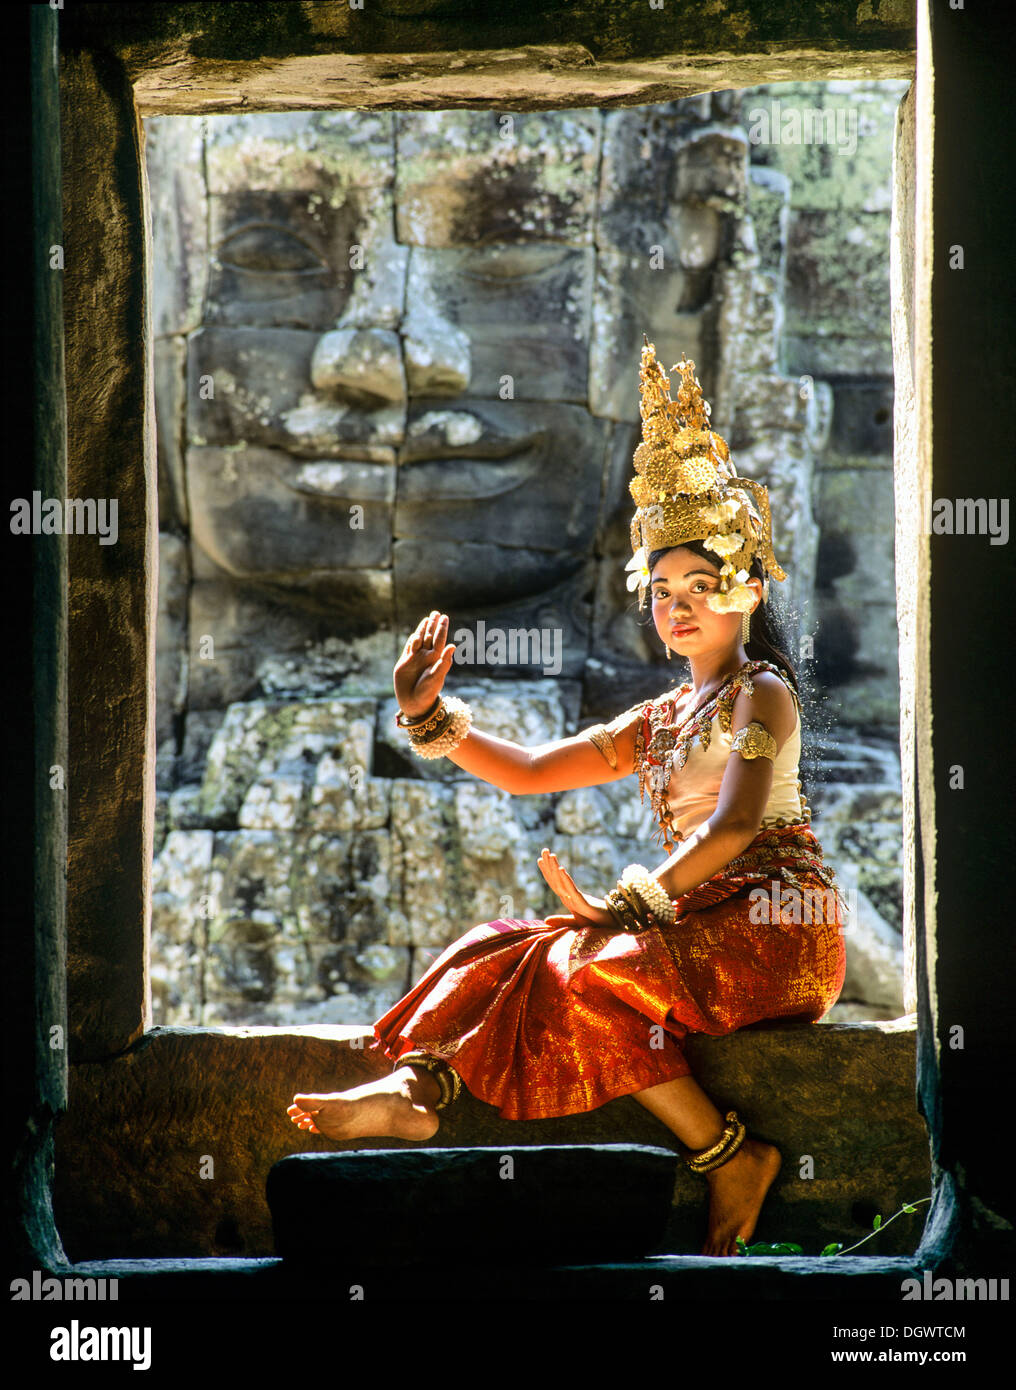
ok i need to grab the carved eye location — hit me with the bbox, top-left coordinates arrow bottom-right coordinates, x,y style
216,223 -> 327,273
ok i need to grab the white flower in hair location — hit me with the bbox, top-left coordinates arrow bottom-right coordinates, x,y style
624,545 -> 651,593
702,531 -> 745,559
706,581 -> 756,614
700,499 -> 741,527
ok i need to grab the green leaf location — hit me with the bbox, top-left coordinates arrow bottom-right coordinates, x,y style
872,1214 -> 882,1231
735,1237 -> 748,1256
821,1243 -> 844,1256
902,1204 -> 916,1214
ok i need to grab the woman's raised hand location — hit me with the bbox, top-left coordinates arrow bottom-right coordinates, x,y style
393,610 -> 457,718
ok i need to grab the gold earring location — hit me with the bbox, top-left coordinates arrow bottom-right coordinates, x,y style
665,642 -> 671,661
741,609 -> 751,643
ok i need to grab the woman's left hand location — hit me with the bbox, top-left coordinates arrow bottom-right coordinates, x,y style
537,849 -> 615,929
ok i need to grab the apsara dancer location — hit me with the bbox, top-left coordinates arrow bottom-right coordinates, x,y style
288,340 -> 847,1256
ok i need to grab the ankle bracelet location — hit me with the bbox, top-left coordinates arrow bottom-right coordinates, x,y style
685,1111 -> 747,1174
399,1051 -> 462,1111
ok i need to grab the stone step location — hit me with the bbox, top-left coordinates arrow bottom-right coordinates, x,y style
267,1144 -> 677,1264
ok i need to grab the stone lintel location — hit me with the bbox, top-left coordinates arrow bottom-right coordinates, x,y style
129,50 -> 917,116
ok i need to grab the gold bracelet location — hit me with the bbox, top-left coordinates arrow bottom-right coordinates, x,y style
395,699 -> 447,735
685,1111 -> 747,1174
615,881 -> 653,928
402,697 -> 474,760
400,1051 -> 462,1110
583,724 -> 618,770
605,889 -> 646,933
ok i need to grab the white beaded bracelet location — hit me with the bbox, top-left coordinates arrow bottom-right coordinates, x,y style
619,863 -> 677,926
403,695 -> 474,759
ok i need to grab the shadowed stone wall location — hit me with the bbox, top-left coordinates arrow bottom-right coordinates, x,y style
54,1021 -> 929,1260
11,0 -> 1009,1308
147,83 -> 909,1030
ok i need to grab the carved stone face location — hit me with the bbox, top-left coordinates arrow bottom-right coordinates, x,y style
182,112 -> 623,694
150,106 -> 762,704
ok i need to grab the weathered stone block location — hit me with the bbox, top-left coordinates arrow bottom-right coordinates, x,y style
404,246 -> 594,401
203,111 -> 397,332
186,578 -> 396,708
785,210 -> 893,359
395,111 -> 600,248
153,337 -> 190,528
187,327 -> 404,459
747,164 -> 790,283
198,696 -> 376,826
144,115 -> 208,337
188,445 -> 395,581
589,252 -> 707,422
390,552 -> 596,677
54,1022 -> 930,1261
396,397 -> 607,549
310,328 -> 406,409
155,532 -> 189,745
740,83 -> 909,215
267,1144 -> 677,1264
597,107 -> 723,264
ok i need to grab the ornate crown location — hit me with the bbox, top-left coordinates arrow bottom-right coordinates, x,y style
625,337 -> 787,613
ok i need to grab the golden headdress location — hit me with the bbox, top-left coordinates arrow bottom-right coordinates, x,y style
625,337 -> 787,613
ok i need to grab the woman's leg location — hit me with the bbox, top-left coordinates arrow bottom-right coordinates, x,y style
632,1074 -> 782,1257
288,1063 -> 444,1143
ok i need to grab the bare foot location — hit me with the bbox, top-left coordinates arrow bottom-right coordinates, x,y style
701,1138 -> 782,1256
287,1067 -> 441,1143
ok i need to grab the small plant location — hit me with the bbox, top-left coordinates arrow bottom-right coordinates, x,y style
734,1196 -> 931,1258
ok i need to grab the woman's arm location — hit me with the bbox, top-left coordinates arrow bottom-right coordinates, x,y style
396,610 -> 641,796
653,672 -> 798,899
444,716 -> 640,796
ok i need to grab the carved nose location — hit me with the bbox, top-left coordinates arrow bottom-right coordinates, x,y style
310,317 -> 472,406
310,328 -> 406,409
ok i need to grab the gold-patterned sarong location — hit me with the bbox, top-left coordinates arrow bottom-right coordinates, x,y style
369,823 -> 846,1121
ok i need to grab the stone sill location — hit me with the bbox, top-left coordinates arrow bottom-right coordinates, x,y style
55,1019 -> 930,1262
57,1252 -> 928,1302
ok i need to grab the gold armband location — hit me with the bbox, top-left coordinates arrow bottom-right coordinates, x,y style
583,724 -> 617,770
731,721 -> 778,761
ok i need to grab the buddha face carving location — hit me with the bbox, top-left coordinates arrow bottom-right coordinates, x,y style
151,106 -> 744,702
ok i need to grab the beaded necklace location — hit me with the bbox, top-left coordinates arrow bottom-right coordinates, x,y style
633,659 -> 802,853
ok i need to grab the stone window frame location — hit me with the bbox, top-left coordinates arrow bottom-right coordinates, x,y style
34,2 -> 981,1288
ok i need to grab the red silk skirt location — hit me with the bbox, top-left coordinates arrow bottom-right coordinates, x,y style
369,824 -> 846,1120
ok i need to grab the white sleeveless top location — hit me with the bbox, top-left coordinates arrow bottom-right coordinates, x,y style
665,705 -> 805,839
608,660 -> 808,849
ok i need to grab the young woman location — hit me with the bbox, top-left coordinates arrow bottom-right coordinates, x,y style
288,348 -> 846,1257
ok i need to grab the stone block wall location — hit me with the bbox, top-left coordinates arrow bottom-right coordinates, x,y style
146,84 -> 910,1029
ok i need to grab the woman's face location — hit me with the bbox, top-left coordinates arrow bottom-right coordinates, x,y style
649,546 -> 762,659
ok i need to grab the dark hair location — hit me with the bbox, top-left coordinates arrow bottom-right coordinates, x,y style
645,539 -> 800,695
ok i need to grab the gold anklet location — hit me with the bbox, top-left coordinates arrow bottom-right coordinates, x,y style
685,1111 -> 747,1174
399,1051 -> 462,1111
